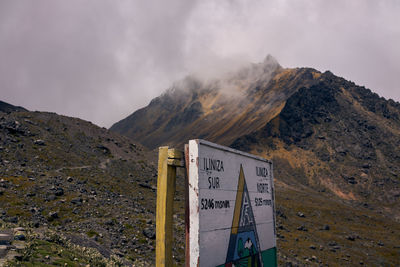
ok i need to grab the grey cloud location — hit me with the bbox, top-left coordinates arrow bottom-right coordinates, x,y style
0,0 -> 399,127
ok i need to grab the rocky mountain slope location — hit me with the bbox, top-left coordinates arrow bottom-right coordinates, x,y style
111,57 -> 400,216
111,56 -> 400,265
231,71 -> 400,217
0,103 -> 187,266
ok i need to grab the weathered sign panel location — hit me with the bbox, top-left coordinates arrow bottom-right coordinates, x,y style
188,139 -> 276,267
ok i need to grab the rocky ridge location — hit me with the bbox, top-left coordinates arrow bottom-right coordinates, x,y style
0,107 -> 186,266
231,70 -> 400,218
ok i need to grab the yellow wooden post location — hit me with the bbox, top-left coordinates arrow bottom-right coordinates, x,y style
156,146 -> 184,267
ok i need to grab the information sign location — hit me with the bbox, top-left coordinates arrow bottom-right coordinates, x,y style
187,139 -> 277,266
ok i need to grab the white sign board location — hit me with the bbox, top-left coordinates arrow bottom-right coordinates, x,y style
188,139 -> 277,267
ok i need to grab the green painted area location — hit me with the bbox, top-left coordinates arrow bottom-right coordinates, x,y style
216,247 -> 277,267
261,247 -> 277,267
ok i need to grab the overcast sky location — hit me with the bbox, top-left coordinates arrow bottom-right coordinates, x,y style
1,0 -> 399,127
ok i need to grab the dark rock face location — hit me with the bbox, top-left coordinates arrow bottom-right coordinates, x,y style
277,82 -> 339,145
0,100 -> 27,113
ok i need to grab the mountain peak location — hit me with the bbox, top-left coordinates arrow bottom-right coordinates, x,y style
263,54 -> 279,66
110,61 -> 316,149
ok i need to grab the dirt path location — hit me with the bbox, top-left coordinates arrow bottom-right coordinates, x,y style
54,158 -> 111,173
54,165 -> 92,172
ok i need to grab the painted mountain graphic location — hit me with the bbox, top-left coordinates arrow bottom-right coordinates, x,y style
224,165 -> 262,267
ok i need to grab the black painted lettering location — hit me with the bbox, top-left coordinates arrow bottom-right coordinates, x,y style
200,198 -> 230,210
256,166 -> 268,177
257,183 -> 269,193
255,197 -> 272,207
203,158 -> 224,172
208,177 -> 220,189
